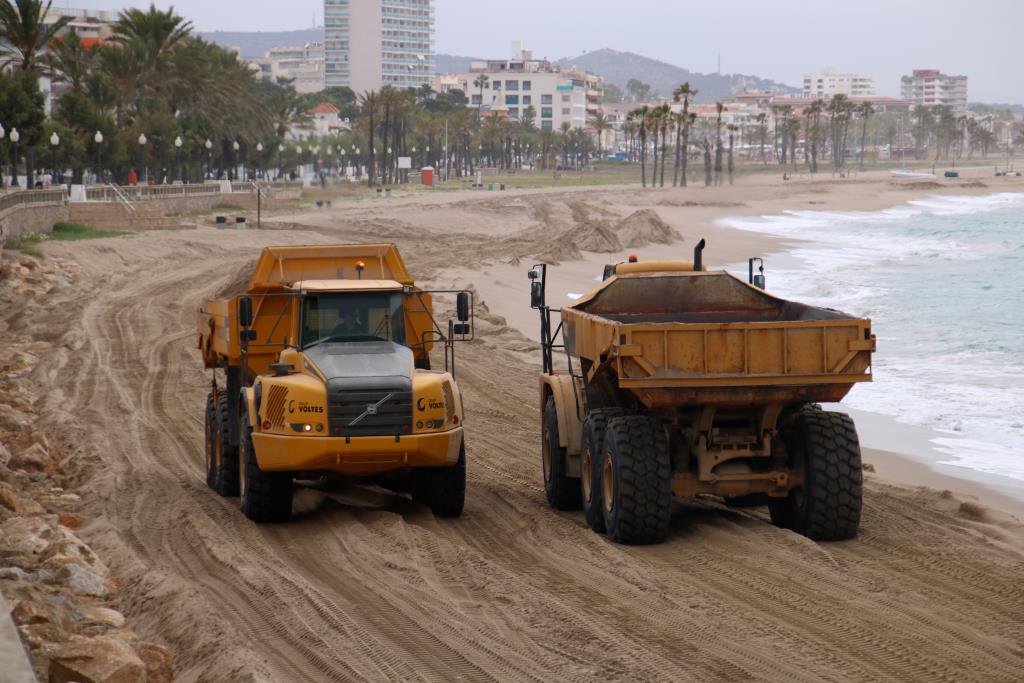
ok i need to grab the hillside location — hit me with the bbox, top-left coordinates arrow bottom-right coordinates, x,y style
556,48 -> 797,102
199,28 -> 323,58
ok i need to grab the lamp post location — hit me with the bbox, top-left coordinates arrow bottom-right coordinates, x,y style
94,131 -> 104,184
232,140 -> 240,181
204,139 -> 212,179
277,143 -> 284,180
10,127 -> 20,188
256,141 -> 263,180
173,135 -> 183,183
50,132 -> 60,185
138,133 -> 147,183
339,147 -> 346,178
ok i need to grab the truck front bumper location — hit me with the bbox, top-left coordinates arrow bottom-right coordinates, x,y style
251,427 -> 464,476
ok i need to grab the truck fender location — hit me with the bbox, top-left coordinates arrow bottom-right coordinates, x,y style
539,373 -> 583,455
241,386 -> 257,428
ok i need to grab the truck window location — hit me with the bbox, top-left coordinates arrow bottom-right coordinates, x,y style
301,293 -> 407,347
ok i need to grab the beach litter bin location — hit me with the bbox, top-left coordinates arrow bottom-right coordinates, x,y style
422,166 -> 434,187
235,216 -> 246,228
500,183 -> 506,191
944,171 -> 959,178
215,216 -> 227,228
487,183 -> 494,191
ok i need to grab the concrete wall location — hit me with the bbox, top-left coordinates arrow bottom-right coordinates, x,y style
0,202 -> 69,240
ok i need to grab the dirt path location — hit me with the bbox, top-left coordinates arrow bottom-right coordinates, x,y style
29,188 -> 1024,681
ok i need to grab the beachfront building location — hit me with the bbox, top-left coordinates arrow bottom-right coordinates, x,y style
287,103 -> 352,141
901,69 -> 968,114
249,43 -> 326,93
323,0 -> 435,93
463,44 -> 602,131
803,71 -> 876,99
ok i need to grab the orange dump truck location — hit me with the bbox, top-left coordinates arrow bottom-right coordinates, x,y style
529,241 -> 875,544
198,244 -> 473,522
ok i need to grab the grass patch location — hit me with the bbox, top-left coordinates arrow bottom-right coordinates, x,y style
211,203 -> 245,212
4,222 -> 132,257
51,222 -> 133,240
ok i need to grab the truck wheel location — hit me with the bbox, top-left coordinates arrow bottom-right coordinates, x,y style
581,409 -> 624,532
601,416 -> 673,544
215,395 -> 240,497
204,393 -> 218,490
542,396 -> 581,510
769,410 -> 862,541
413,439 -> 466,518
239,409 -> 292,523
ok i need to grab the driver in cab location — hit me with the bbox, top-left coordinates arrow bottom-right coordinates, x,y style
329,306 -> 367,338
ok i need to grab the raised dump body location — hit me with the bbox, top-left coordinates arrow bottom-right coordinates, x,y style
197,244 -> 473,523
530,254 -> 875,545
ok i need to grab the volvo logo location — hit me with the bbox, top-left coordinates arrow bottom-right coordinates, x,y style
348,393 -> 393,426
417,397 -> 446,411
288,400 -> 295,414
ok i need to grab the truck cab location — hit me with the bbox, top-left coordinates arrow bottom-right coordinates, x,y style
198,245 -> 472,522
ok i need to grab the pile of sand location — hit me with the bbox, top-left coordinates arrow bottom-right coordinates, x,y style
214,261 -> 254,299
615,209 -> 681,247
534,240 -> 582,265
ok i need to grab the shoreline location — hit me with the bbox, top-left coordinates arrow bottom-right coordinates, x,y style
453,168 -> 1024,519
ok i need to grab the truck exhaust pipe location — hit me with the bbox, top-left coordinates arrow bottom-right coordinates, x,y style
693,239 -> 706,271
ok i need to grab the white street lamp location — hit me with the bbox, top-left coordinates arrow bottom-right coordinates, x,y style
9,127 -> 19,187
50,132 -> 60,183
173,136 -> 183,183
50,132 -> 60,147
94,131 -> 104,184
174,136 -> 183,148
232,140 -> 240,152
138,133 -> 147,146
256,142 -> 263,153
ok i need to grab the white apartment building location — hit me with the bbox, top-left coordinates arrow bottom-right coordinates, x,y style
250,43 -> 326,93
324,0 -> 435,93
462,46 -> 602,131
803,71 -> 876,99
901,69 -> 968,114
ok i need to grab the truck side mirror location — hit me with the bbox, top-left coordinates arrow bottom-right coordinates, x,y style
528,266 -> 545,309
239,296 -> 253,328
456,291 -> 470,322
753,274 -> 765,289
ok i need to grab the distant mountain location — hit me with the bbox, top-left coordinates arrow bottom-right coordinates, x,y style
434,54 -> 475,75
554,49 -> 798,102
199,28 -> 323,58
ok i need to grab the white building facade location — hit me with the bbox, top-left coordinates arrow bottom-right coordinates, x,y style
463,51 -> 601,131
324,0 -> 435,93
803,71 -> 876,99
250,43 -> 326,93
901,69 -> 968,114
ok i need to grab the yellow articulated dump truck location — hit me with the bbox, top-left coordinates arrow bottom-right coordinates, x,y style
198,244 -> 472,522
529,241 -> 875,544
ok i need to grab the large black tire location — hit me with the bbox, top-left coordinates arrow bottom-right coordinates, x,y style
239,408 -> 292,523
214,394 -> 240,496
542,396 -> 581,511
580,409 -> 625,532
769,410 -> 862,541
413,439 -> 466,518
600,416 -> 673,544
204,393 -> 217,489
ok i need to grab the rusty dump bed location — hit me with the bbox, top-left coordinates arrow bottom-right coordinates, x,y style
563,270 -> 874,408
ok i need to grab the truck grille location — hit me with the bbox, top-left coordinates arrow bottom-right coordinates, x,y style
327,389 -> 413,437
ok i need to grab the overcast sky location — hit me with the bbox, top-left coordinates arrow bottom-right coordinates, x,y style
67,0 -> 1023,103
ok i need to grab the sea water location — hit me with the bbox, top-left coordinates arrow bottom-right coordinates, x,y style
720,192 -> 1024,482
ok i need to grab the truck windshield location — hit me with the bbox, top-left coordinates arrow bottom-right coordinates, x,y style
301,293 -> 407,348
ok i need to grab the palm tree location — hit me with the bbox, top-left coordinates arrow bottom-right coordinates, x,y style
43,31 -> 97,93
112,3 -> 192,71
713,101 -> 725,185
702,137 -> 712,186
0,0 -> 70,72
589,111 -> 610,158
359,90 -> 379,187
726,123 -> 738,185
857,101 -> 874,170
805,100 -> 824,172
671,82 -> 697,187
473,73 -> 488,122
755,112 -> 768,164
630,106 -> 649,187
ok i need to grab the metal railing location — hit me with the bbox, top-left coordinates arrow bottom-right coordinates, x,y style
85,183 -> 223,202
106,183 -> 136,214
0,188 -> 68,214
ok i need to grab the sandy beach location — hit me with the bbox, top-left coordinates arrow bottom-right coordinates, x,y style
5,165 -> 1024,680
